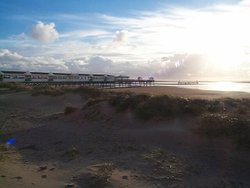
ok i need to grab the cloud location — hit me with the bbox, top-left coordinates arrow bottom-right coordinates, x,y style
60,29 -> 110,40
9,33 -> 27,41
113,30 -> 129,44
30,21 -> 59,43
0,49 -> 118,74
0,49 -> 67,72
65,56 -> 113,73
0,49 -> 150,76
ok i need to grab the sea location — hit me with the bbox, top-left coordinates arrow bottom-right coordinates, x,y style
154,81 -> 250,93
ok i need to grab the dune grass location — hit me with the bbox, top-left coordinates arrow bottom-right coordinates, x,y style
109,94 -> 233,120
0,82 -> 30,91
30,86 -> 65,96
0,144 -> 10,161
30,85 -> 112,98
64,106 -> 76,115
108,93 -> 250,148
72,86 -> 105,98
0,82 -> 105,97
109,93 -> 150,112
197,114 -> 250,148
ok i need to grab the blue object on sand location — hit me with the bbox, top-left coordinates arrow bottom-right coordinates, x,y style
6,138 -> 16,145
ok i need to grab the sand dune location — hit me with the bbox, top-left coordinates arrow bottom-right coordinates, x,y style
1,88 -> 250,187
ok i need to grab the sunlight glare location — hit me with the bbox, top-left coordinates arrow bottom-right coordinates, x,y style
208,81 -> 242,91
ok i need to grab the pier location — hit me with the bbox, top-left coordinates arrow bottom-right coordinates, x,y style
23,79 -> 155,88
0,70 -> 155,88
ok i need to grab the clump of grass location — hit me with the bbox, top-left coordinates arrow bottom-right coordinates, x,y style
0,144 -> 9,152
110,94 -> 215,120
109,93 -> 250,121
31,86 -> 64,96
78,163 -> 115,187
223,97 -> 241,108
0,82 -> 14,89
0,82 -> 30,91
82,98 -> 107,109
236,107 -> 248,115
196,114 -> 250,148
0,130 -> 15,143
0,129 -> 9,135
135,95 -> 186,120
0,154 -> 5,162
110,93 -> 150,112
73,86 -> 105,98
64,106 -> 76,115
183,99 -> 209,115
0,144 -> 10,161
62,146 -> 80,159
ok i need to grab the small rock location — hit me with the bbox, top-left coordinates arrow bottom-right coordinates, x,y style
65,183 -> 75,187
11,176 -> 22,180
122,175 -> 128,180
71,176 -> 78,181
1,175 -> 6,178
131,175 -> 138,178
41,175 -> 47,178
19,144 -> 37,151
49,167 -> 55,171
38,165 -> 47,171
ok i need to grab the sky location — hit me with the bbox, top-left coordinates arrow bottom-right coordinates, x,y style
0,0 -> 250,80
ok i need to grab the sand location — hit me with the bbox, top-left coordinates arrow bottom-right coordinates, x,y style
1,88 -> 250,188
108,86 -> 250,99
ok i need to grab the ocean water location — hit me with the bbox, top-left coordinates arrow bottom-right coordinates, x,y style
155,81 -> 250,93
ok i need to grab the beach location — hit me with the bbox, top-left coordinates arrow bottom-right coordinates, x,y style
1,86 -> 250,188
108,86 -> 250,99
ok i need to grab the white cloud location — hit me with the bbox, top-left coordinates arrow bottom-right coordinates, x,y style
9,33 -> 27,41
113,30 -> 129,44
30,21 -> 59,43
60,29 -> 110,40
0,49 -> 67,72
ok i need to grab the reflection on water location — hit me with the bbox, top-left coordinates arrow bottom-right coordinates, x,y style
155,81 -> 250,93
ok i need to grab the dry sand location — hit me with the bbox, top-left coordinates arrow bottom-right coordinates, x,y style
0,88 -> 250,188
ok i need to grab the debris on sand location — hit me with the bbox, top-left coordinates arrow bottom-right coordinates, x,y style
75,163 -> 116,187
38,165 -> 47,171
